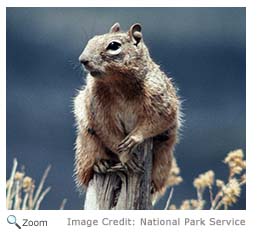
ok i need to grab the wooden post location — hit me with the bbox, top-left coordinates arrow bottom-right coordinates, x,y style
84,139 -> 153,210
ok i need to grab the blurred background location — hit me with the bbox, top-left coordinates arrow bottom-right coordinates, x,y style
6,8 -> 246,209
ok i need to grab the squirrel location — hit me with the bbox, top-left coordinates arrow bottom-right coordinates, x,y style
73,22 -> 181,194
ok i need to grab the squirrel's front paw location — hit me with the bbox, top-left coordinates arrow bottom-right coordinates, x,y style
93,159 -> 110,173
117,134 -> 143,153
94,159 -> 128,173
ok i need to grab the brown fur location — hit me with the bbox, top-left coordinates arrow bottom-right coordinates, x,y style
74,23 -> 181,193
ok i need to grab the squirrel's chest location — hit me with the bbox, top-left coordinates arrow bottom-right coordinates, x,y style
92,97 -> 139,134
115,103 -> 138,133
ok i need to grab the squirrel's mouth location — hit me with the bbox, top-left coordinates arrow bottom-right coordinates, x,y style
82,63 -> 102,77
90,70 -> 102,77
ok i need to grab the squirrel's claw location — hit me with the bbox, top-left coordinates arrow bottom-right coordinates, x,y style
117,134 -> 143,153
94,160 -> 128,173
108,162 -> 128,172
126,158 -> 144,173
93,159 -> 110,173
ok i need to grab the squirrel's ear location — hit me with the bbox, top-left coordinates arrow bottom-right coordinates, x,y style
128,23 -> 142,46
109,22 -> 120,33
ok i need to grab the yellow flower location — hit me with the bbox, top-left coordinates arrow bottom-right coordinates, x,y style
193,170 -> 214,189
179,199 -> 204,210
22,176 -> 33,190
231,166 -> 243,175
14,172 -> 24,181
241,174 -> 246,182
224,149 -> 244,164
224,149 -> 245,177
193,178 -> 202,189
169,204 -> 177,210
216,179 -> 225,188
180,200 -> 191,210
221,179 -> 241,206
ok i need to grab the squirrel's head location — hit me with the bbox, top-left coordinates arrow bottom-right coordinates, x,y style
79,22 -> 149,78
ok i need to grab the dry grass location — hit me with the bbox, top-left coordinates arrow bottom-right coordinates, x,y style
168,149 -> 246,210
6,158 -> 67,210
7,149 -> 245,210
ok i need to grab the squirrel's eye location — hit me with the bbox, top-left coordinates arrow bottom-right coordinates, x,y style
107,41 -> 121,51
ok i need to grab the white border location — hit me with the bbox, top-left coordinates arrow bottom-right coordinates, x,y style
0,1 -> 7,211
1,1 -> 256,235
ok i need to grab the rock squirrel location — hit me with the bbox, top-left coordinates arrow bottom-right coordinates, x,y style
74,22 -> 181,193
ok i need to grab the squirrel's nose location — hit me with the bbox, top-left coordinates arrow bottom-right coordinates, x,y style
80,58 -> 89,67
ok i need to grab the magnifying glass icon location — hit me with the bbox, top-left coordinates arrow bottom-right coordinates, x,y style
7,215 -> 21,229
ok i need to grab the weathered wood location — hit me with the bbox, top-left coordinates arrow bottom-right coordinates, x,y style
84,139 -> 153,210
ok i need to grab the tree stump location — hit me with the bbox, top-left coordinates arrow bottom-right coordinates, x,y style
84,139 -> 153,210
